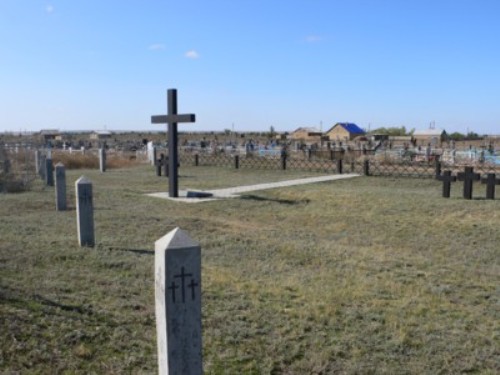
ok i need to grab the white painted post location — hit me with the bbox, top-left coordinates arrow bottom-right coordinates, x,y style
155,228 -> 202,375
55,163 -> 66,211
75,176 -> 95,247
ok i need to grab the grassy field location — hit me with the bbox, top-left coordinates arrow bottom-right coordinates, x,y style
1,164 -> 499,374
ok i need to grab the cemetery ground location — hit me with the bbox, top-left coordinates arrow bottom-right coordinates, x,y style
1,164 -> 499,374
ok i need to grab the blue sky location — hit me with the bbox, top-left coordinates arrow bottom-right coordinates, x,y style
1,0 -> 499,135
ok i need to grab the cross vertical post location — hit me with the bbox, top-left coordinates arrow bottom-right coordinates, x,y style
151,89 -> 196,198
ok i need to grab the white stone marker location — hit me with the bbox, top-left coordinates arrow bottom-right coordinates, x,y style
35,150 -> 41,174
55,163 -> 66,211
99,148 -> 106,173
75,176 -> 95,247
155,228 -> 202,375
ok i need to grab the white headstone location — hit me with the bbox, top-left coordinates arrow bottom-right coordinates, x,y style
55,163 -> 66,211
147,141 -> 155,165
155,228 -> 202,375
75,176 -> 95,247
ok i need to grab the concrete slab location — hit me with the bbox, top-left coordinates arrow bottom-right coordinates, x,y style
147,173 -> 360,203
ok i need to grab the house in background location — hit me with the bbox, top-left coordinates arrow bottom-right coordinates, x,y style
412,128 -> 446,145
90,130 -> 112,141
39,129 -> 60,143
289,127 -> 322,142
325,123 -> 365,142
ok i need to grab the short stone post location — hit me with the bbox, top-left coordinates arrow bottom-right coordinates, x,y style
55,163 -> 67,210
234,155 -> 240,169
155,228 -> 202,375
39,154 -> 47,180
99,148 -> 106,173
45,158 -> 54,186
35,150 -> 41,175
75,176 -> 95,247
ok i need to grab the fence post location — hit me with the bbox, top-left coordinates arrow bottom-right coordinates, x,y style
330,150 -> 335,161
281,152 -> 287,170
350,161 -> 355,173
364,159 -> 370,176
234,155 -> 239,169
194,154 -> 199,167
434,156 -> 441,177
336,159 -> 343,174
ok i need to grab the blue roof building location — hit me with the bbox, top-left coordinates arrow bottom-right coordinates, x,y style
326,122 -> 366,141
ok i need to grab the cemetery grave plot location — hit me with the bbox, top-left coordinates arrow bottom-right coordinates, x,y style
0,163 -> 499,374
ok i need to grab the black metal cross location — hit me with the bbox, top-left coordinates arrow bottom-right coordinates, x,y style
481,173 -> 500,200
436,170 -> 456,198
457,166 -> 481,200
151,89 -> 196,197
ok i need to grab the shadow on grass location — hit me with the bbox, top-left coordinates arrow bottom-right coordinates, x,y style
106,247 -> 154,256
240,194 -> 310,205
1,288 -> 93,316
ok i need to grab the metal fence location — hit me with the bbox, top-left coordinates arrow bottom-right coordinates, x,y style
177,150 -> 500,179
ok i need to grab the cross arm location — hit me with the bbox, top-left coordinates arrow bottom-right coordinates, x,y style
151,114 -> 196,124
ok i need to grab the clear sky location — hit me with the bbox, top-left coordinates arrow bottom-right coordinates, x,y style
1,0 -> 499,135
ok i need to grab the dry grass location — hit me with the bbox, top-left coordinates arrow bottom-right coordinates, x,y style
0,164 -> 499,374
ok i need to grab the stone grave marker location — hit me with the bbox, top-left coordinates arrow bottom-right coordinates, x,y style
35,150 -> 41,174
156,153 -> 169,177
39,154 -> 47,180
457,166 -> 481,200
55,163 -> 67,211
99,148 -> 106,173
75,176 -> 95,247
151,89 -> 196,197
45,158 -> 54,186
155,228 -> 202,375
481,173 -> 500,200
437,170 -> 456,198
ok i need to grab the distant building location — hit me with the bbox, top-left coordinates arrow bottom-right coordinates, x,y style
412,128 -> 446,145
290,127 -> 322,142
39,129 -> 60,142
90,130 -> 112,140
325,123 -> 365,142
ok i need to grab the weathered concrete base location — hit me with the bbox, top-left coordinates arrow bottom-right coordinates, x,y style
147,174 -> 360,203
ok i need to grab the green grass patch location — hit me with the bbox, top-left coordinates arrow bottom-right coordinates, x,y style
1,165 -> 499,373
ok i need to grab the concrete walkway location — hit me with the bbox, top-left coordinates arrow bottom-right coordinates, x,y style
147,173 -> 360,203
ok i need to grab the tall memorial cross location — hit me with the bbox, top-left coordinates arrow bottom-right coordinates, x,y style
481,173 -> 500,200
151,89 -> 196,197
436,170 -> 456,198
457,166 -> 481,200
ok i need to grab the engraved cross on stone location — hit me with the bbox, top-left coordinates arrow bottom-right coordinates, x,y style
151,89 -> 196,197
